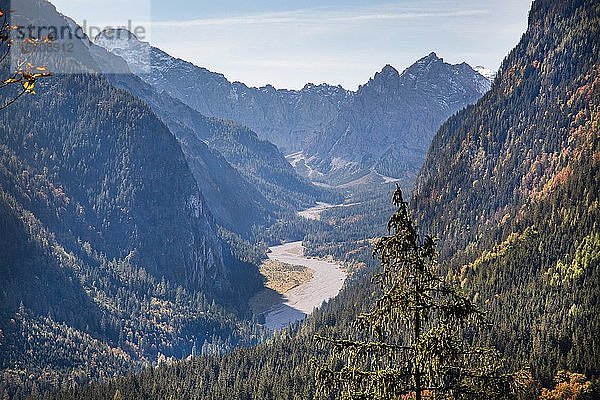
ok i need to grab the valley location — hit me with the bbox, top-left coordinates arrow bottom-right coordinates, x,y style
1,0 -> 598,398
297,202 -> 336,221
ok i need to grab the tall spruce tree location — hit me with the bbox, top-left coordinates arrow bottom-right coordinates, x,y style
316,187 -> 519,399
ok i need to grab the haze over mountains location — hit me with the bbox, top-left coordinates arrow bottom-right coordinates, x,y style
95,33 -> 492,186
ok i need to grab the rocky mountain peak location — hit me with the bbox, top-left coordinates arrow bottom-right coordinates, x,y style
413,52 -> 444,68
401,52 -> 445,77
379,64 -> 400,77
94,28 -> 153,75
361,64 -> 400,91
94,28 -> 142,50
425,51 -> 441,60
365,54 -> 448,93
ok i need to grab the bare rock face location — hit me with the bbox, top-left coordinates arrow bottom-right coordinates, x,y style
96,29 -> 351,155
303,53 -> 491,185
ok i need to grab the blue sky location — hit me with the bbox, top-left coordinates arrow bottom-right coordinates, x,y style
50,0 -> 533,90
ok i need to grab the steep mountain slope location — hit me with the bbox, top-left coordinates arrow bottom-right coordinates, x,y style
95,31 -> 330,212
1,72 -> 227,295
412,0 -> 599,381
302,55 -> 491,184
89,42 -> 274,233
0,0 -> 266,394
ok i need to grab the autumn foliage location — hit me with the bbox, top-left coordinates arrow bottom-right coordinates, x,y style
539,371 -> 595,400
0,7 -> 51,109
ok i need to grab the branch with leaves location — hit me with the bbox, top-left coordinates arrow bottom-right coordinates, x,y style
0,7 -> 51,110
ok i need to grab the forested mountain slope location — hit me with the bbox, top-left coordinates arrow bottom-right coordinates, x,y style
0,0 -> 266,396
412,0 -> 599,381
0,70 -> 264,397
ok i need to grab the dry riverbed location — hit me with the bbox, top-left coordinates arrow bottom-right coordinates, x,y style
250,241 -> 347,330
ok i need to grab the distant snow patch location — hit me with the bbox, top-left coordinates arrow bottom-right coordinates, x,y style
474,66 -> 496,82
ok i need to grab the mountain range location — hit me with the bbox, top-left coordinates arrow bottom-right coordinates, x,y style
95,35 -> 492,187
92,30 -> 329,233
300,55 -> 490,185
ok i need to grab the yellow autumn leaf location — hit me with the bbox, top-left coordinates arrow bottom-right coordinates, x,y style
23,81 -> 36,93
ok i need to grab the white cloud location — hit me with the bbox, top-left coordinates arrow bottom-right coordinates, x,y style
151,7 -> 489,28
